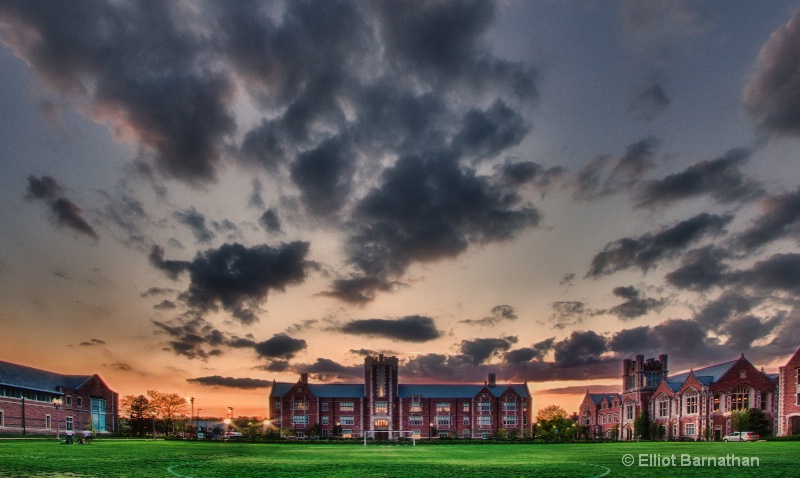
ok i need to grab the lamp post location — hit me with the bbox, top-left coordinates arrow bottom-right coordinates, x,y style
151,413 -> 157,440
52,398 -> 62,440
188,397 -> 194,437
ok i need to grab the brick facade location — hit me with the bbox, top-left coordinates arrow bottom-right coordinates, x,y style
269,355 -> 531,439
0,361 -> 119,436
778,345 -> 800,435
578,392 -> 621,439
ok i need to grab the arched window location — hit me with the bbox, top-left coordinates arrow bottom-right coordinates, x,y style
684,389 -> 698,415
731,386 -> 750,411
374,419 -> 388,428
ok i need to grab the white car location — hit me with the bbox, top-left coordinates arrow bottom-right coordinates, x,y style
722,431 -> 759,442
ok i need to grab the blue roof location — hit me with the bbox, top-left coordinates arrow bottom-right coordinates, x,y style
665,381 -> 682,392
668,359 -> 738,385
0,360 -> 91,394
398,384 -> 529,398
588,393 -> 620,405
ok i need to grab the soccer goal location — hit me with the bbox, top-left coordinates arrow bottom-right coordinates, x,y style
362,430 -> 417,446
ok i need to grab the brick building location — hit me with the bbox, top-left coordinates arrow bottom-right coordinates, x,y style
0,360 -> 119,436
778,345 -> 800,435
268,354 -> 531,439
578,392 -> 621,439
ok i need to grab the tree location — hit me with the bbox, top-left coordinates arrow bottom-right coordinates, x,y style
732,410 -> 750,433
147,390 -> 187,433
746,408 -> 771,437
535,404 -> 572,441
121,394 -> 152,436
634,411 -> 651,440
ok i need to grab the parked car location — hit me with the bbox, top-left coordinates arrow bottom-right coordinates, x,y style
722,431 -> 759,442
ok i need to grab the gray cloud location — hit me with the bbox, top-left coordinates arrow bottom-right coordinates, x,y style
25,175 -> 98,240
174,207 -> 215,244
587,213 -> 732,277
664,245 -> 731,291
336,315 -> 442,342
636,148 -> 762,208
608,286 -> 666,320
254,333 -> 307,360
549,301 -> 599,330
574,138 -> 660,200
735,187 -> 800,252
744,10 -> 800,137
187,376 -> 272,389
459,304 -> 518,326
459,336 -> 518,365
259,209 -> 283,234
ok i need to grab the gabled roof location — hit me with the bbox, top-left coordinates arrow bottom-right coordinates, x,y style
398,384 -> 529,398
587,393 -> 620,405
0,360 -> 92,394
668,359 -> 738,385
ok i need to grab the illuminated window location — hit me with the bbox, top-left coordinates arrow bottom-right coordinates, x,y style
463,403 -> 469,412
684,390 -> 698,415
713,395 -> 720,412
292,400 -> 308,410
410,401 -> 422,412
436,402 -> 450,413
375,401 -> 388,414
340,402 -> 354,412
731,386 -> 750,411
374,419 -> 388,427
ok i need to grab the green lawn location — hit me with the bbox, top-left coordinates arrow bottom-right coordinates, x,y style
0,439 -> 797,477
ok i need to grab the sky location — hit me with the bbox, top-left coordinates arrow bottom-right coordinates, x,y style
1,0 -> 800,419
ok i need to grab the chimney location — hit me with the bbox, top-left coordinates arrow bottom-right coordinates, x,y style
300,373 -> 308,384
488,373 -> 496,387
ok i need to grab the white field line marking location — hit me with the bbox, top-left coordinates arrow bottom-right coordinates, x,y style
166,462 -> 195,478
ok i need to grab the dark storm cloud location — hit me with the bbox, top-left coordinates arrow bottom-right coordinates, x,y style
459,336 -> 518,365
211,219 -> 242,242
608,286 -> 666,321
744,10 -> 800,137
504,337 -> 555,363
153,300 -> 177,310
174,207 -> 215,244
187,376 -> 272,389
459,304 -> 518,326
259,209 -> 283,234
25,175 -> 98,240
140,287 -> 177,297
609,319 -> 725,364
99,191 -> 151,247
179,242 -> 310,324
284,319 -> 319,334
0,1 -> 237,183
692,290 -> 764,331
337,315 -> 442,342
152,317 -> 228,360
253,333 -> 307,360
636,148 -> 762,208
294,358 -> 362,382
629,83 -> 671,120
587,213 -> 732,277
729,253 -> 800,293
290,137 -> 355,217
327,154 -> 541,302
574,138 -> 659,200
552,330 -> 608,368
735,187 -> 800,252
664,245 -> 731,291
148,245 -> 190,280
452,100 -> 528,161
719,314 -> 784,351
495,160 -> 566,191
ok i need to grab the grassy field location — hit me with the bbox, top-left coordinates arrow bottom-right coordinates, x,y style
0,439 -> 797,477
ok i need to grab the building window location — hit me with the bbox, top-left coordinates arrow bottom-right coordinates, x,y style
322,416 -> 329,426
672,423 -> 678,436
91,398 -> 107,432
438,431 -> 449,438
292,400 -> 308,411
760,392 -> 768,411
686,423 -> 695,436
503,415 -> 517,426
613,413 -> 619,423
463,417 -> 470,426
76,397 -> 82,408
321,402 -> 329,412
463,429 -> 470,438
731,386 -> 750,411
796,393 -> 800,406
46,415 -> 51,429
481,431 -> 489,439
296,431 -> 305,439
436,402 -> 450,413
375,401 -> 388,414
478,416 -> 492,426
412,429 -> 421,438
0,410 -> 4,427
66,396 -> 72,407
322,430 -> 329,438
685,390 -> 698,415
713,395 -> 720,412
340,402 -> 354,412
274,400 -> 281,410
374,419 -> 389,427
340,416 -> 354,426
435,416 -> 451,428
503,402 -> 517,412
796,368 -> 800,385
65,416 -> 73,431
342,429 -> 352,438
658,396 -> 669,418
410,401 -> 422,413
740,370 -> 746,379
409,415 -> 423,426
479,402 -> 491,413
625,403 -> 634,420
291,415 -> 309,425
